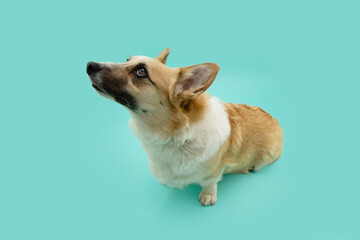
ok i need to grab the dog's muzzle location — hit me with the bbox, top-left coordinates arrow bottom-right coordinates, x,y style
86,62 -> 138,110
86,62 -> 105,92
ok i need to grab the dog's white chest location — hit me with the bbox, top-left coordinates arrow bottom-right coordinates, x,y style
129,97 -> 231,188
144,141 -> 209,188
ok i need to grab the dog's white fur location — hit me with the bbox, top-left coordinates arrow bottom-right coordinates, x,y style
129,97 -> 230,189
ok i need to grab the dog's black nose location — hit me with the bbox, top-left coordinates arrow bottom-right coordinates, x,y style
87,62 -> 103,75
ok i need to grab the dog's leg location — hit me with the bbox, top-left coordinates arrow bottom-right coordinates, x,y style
199,183 -> 217,206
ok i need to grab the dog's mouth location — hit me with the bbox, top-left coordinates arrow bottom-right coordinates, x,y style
92,84 -> 105,93
91,83 -> 137,110
115,92 -> 137,110
115,96 -> 128,106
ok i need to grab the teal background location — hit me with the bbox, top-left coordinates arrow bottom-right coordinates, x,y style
1,0 -> 359,239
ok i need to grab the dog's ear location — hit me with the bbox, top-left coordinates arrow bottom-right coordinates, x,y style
156,48 -> 170,64
171,63 -> 220,103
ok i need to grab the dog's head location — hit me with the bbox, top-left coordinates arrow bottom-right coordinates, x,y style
87,48 -> 220,134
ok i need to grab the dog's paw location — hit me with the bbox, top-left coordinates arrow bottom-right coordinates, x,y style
199,192 -> 217,206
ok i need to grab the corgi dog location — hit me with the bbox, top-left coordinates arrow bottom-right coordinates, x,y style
86,48 -> 283,206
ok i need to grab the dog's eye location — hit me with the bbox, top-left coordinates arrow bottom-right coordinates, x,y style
135,68 -> 147,77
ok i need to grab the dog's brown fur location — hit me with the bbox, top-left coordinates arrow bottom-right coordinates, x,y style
187,98 -> 283,180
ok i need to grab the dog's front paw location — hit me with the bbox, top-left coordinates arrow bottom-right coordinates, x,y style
199,192 -> 217,206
